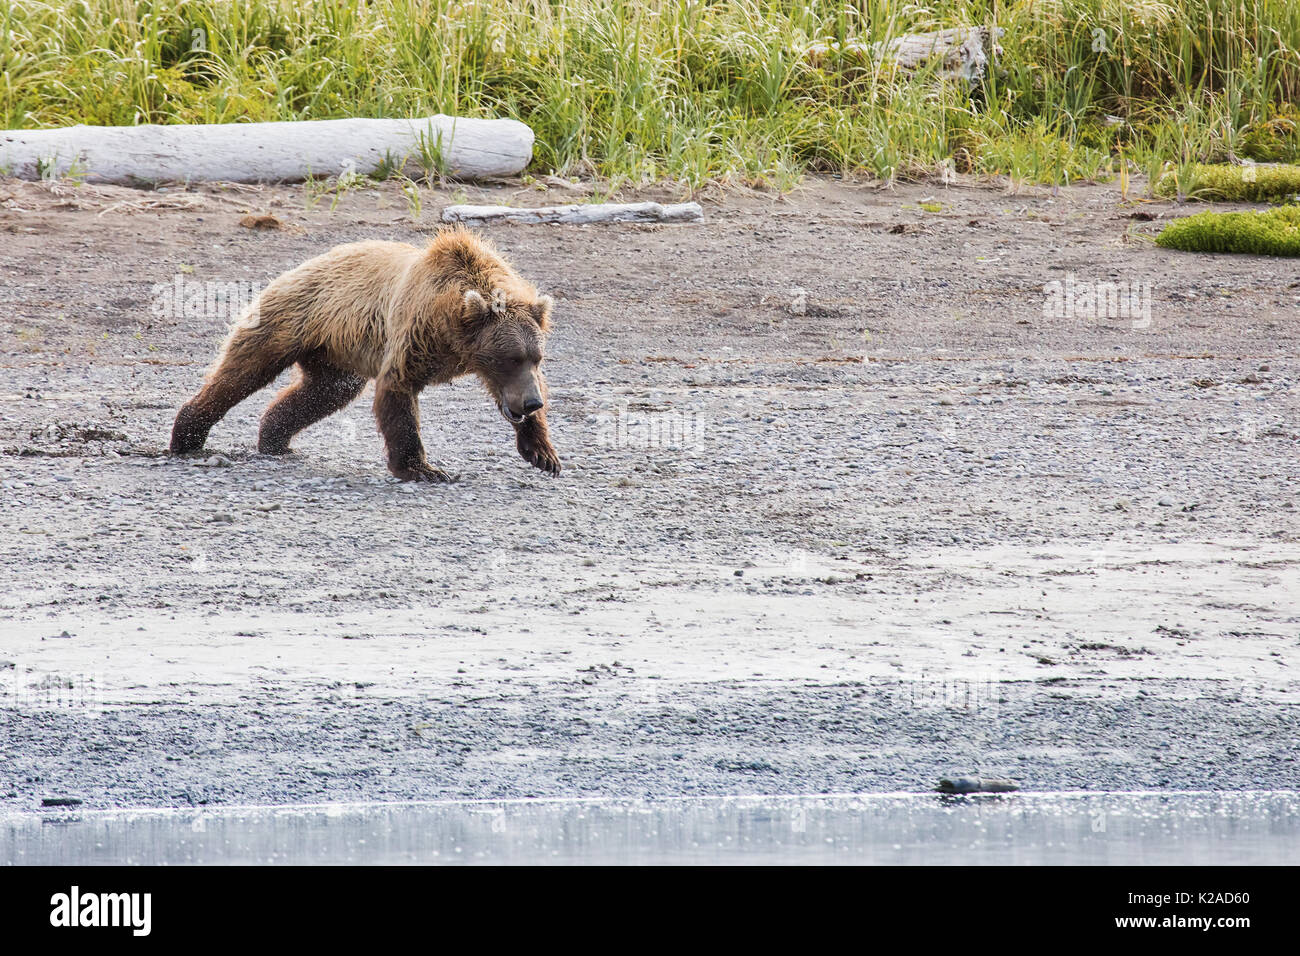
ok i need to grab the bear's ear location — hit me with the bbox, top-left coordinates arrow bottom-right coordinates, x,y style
461,289 -> 494,340
463,289 -> 488,317
530,294 -> 554,331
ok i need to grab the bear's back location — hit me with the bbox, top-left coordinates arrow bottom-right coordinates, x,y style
272,241 -> 425,377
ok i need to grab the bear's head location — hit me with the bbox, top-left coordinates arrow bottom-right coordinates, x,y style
461,287 -> 554,425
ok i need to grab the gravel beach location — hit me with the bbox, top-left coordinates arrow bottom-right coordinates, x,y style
1,175 -> 1297,809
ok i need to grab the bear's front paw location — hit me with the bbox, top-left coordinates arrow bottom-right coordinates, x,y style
390,460 -> 455,483
517,432 -> 561,477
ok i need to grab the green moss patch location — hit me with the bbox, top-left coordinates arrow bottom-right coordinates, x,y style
1155,206 -> 1300,256
1155,163 -> 1300,202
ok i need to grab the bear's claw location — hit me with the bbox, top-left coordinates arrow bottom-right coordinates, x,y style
530,451 -> 561,476
391,461 -> 456,483
517,434 -> 561,477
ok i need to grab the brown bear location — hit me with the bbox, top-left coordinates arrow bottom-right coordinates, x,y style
169,227 -> 560,480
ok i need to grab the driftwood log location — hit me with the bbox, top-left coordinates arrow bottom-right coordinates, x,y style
936,776 -> 1020,794
0,115 -> 533,185
442,201 -> 704,225
808,26 -> 1004,83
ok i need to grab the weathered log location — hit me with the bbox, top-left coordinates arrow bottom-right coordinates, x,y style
808,26 -> 1004,84
442,201 -> 704,225
936,776 -> 1020,794
0,115 -> 533,185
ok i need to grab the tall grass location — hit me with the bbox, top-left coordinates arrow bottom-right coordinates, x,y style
2,1 -> 1298,189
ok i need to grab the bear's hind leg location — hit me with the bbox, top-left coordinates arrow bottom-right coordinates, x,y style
259,356 -> 366,455
171,335 -> 296,454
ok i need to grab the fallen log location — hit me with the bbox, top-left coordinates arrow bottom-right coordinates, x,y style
807,26 -> 1003,84
0,115 -> 533,185
936,776 -> 1020,794
442,201 -> 704,225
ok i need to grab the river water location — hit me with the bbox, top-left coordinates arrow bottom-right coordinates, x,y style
5,791 -> 1297,865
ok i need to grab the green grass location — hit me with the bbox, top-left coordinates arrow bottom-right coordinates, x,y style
1156,205 -> 1300,255
1155,162 -> 1300,201
3,1 -> 1300,191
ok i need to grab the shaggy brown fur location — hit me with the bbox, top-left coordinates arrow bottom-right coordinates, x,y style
170,227 -> 560,480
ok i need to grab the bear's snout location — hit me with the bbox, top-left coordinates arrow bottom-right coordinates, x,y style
498,395 -> 544,425
497,372 -> 545,424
